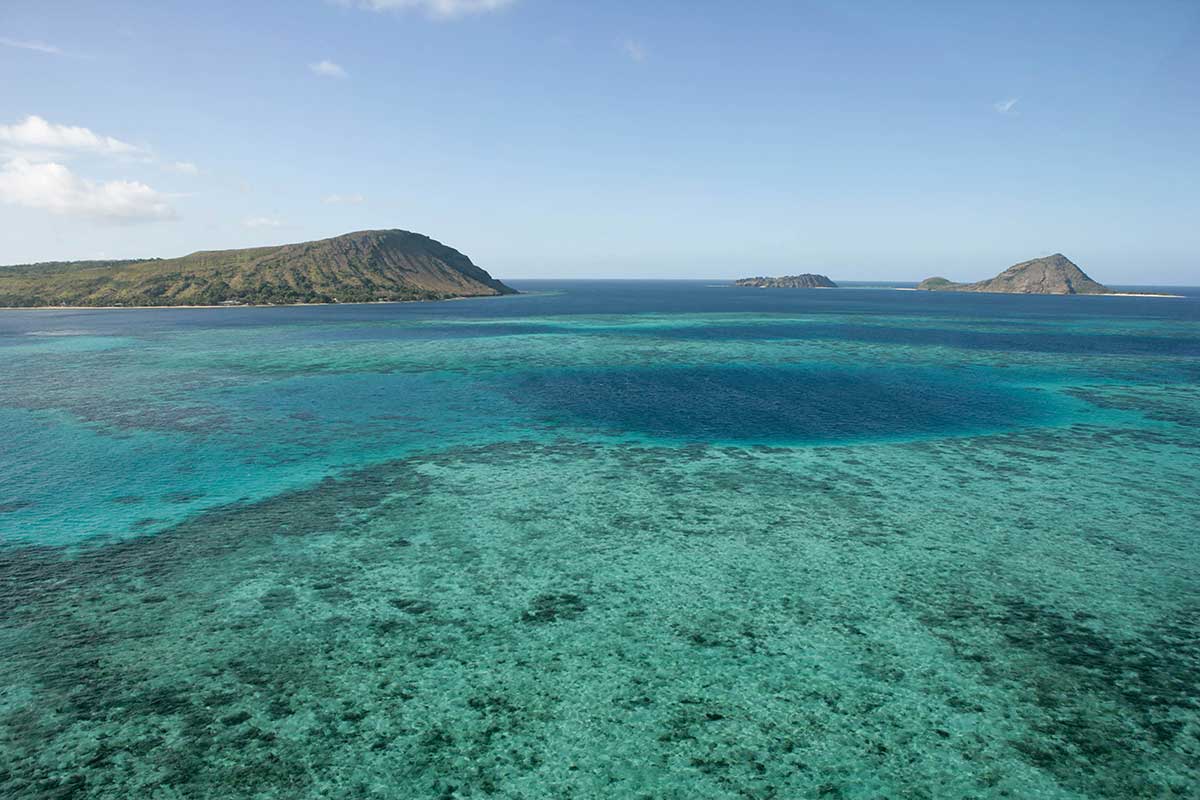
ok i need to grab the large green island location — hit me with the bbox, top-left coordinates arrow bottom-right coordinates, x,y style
0,229 -> 516,307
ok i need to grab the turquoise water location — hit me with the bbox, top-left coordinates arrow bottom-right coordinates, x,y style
1,282 -> 1198,798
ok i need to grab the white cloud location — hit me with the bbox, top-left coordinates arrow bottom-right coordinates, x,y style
340,0 -> 516,19
994,97 -> 1019,114
310,60 -> 348,78
323,193 -> 365,205
170,161 -> 200,175
0,37 -> 62,55
244,215 -> 285,228
0,158 -> 175,222
0,115 -> 142,157
622,38 -> 647,63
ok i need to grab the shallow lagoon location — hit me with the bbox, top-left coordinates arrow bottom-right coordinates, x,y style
1,282 -> 1198,798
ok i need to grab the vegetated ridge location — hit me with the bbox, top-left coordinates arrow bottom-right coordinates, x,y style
0,229 -> 516,307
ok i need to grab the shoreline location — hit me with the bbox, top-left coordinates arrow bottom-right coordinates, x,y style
893,288 -> 1184,298
2,286 -> 1187,310
0,293 -> 519,311
1104,291 -> 1185,298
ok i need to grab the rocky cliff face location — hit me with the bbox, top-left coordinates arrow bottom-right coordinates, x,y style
734,274 -> 838,288
0,229 -> 516,307
918,255 -> 1111,295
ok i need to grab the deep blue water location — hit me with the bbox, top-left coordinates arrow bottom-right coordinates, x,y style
512,364 -> 1063,443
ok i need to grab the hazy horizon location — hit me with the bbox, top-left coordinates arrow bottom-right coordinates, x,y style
3,231 -> 1195,286
2,0 -> 1198,283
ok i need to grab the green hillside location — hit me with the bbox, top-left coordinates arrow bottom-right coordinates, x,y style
0,230 -> 515,307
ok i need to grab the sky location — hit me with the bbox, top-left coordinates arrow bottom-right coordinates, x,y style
1,0 -> 1198,283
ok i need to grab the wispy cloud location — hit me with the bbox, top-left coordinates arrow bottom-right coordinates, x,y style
0,158 -> 175,222
169,161 -> 200,175
244,215 -> 285,228
993,97 -> 1019,115
622,37 -> 647,63
310,59 -> 348,79
323,193 -> 365,205
338,0 -> 516,20
0,37 -> 63,55
0,115 -> 143,158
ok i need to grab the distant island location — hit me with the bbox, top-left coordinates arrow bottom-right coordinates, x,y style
734,274 -> 838,289
0,229 -> 516,308
917,254 -> 1111,295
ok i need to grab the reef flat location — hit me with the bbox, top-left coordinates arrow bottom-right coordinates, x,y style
1,281 -> 1198,798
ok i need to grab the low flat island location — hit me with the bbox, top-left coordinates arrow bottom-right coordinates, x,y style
734,274 -> 838,288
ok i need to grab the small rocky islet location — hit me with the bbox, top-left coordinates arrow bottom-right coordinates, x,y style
734,274 -> 838,288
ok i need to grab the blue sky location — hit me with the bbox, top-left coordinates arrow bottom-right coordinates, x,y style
1,0 -> 1198,282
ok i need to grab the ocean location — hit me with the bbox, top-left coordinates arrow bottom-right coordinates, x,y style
1,280 -> 1198,798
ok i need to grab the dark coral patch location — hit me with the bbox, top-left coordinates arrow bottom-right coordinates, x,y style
521,593 -> 587,624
